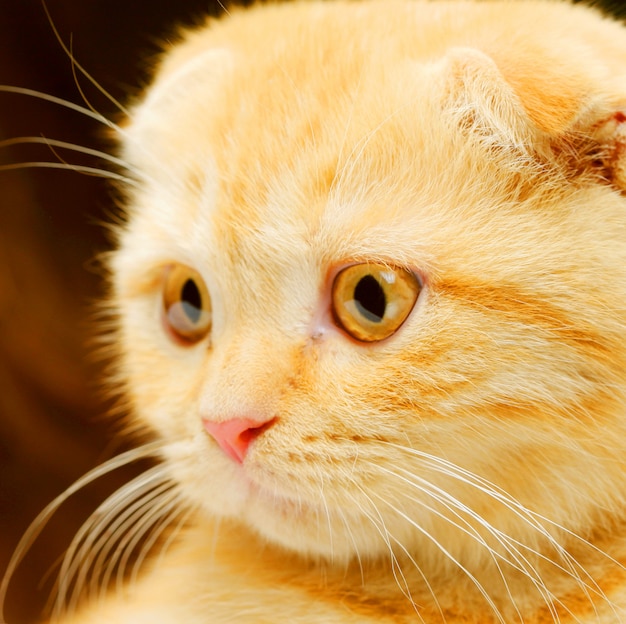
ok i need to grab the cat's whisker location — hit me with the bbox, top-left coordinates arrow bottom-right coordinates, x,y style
0,161 -> 137,185
361,467 -> 531,620
86,476 -> 177,604
345,485 -> 424,619
378,445 -> 620,620
376,460 -> 552,574
429,453 -> 615,594
383,537 -> 441,624
0,86 -> 119,132
314,469 -> 336,564
130,501 -> 196,591
412,455 -> 592,583
364,461 -> 561,623
0,85 -> 148,184
334,503 -> 366,587
49,473 -> 163,610
0,442 -> 161,623
68,482 -> 171,616
0,136 -> 142,180
87,487 -> 175,605
0,84 -> 175,200
367,488 -> 510,624
53,464 -> 172,618
360,456 -> 541,620
41,2 -> 130,118
112,487 -> 182,596
385,444 -> 595,563
347,481 -> 447,623
214,1 -> 231,17
333,462 -> 370,586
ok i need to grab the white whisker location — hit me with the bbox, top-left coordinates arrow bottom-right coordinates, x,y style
344,486 -> 420,618
348,480 -> 444,623
365,461 -> 556,623
385,443 -> 613,580
377,443 -> 621,621
113,487 -> 182,596
130,501 -> 195,591
0,442 -> 161,623
53,465 -> 171,618
334,504 -> 365,586
0,136 -> 139,177
315,469 -> 336,564
215,1 -> 231,17
368,487 -> 509,624
86,476 -> 175,604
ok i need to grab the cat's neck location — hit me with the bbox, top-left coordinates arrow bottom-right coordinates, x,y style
157,514 -> 626,623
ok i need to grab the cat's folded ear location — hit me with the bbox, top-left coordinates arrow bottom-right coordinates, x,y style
122,45 -> 233,167
142,47 -> 233,112
438,47 -> 626,192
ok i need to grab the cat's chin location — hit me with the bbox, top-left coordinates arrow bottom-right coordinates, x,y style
186,456 -> 388,561
240,490 -> 388,561
208,472 -> 360,560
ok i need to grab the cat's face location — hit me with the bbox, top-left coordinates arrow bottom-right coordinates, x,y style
111,1 -> 626,568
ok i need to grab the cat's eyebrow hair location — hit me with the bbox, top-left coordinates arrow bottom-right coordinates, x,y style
326,250 -> 419,274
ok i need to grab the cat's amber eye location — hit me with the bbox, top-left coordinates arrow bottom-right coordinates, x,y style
332,263 -> 420,342
162,264 -> 212,345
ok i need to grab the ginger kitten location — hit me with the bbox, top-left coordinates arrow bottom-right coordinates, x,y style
5,1 -> 626,622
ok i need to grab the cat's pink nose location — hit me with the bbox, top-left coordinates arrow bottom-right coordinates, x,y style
203,417 -> 275,464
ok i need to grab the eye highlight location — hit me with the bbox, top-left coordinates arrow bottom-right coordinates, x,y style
332,263 -> 420,342
162,264 -> 212,345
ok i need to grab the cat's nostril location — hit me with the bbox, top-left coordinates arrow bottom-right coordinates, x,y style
203,417 -> 276,464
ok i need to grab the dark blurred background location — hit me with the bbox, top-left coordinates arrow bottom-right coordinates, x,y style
0,0 -> 624,622
0,2 -> 243,621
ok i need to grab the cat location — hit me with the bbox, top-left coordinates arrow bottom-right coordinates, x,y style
3,0 -> 626,622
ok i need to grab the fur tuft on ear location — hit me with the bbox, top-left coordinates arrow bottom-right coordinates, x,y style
486,39 -> 626,192
593,110 -> 626,191
439,45 -> 626,192
437,47 -> 538,153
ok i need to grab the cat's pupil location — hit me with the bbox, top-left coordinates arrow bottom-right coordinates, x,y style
181,278 -> 202,324
354,274 -> 386,323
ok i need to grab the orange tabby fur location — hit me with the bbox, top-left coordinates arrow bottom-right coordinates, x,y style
29,0 -> 626,622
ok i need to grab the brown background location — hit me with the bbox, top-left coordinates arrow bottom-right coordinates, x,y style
0,0 -> 623,622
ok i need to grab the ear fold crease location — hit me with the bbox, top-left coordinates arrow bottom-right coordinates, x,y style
592,110 -> 626,191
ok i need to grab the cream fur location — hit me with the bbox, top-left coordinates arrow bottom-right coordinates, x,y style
30,1 -> 626,622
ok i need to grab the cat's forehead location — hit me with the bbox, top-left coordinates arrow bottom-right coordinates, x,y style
117,0 -> 624,295
121,7 -> 465,271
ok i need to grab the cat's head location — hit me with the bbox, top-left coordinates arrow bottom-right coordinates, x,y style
110,1 -> 626,569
